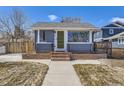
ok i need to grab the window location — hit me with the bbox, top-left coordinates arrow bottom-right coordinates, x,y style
118,37 -> 124,44
39,30 -> 45,42
109,29 -> 114,34
112,38 -> 118,42
68,31 -> 89,42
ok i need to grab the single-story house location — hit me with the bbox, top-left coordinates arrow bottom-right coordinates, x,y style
31,18 -> 100,53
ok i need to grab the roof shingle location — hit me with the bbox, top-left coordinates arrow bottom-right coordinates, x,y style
31,22 -> 96,28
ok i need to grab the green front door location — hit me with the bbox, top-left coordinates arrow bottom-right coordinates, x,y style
57,31 -> 64,48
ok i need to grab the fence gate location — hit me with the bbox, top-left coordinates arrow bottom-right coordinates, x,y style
94,41 -> 112,58
6,41 -> 34,53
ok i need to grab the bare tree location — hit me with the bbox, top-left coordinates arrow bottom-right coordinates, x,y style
0,8 -> 27,42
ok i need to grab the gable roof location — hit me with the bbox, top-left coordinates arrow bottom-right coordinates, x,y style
32,22 -> 97,28
103,21 -> 124,28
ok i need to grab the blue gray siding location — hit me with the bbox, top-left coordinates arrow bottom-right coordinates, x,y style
35,30 -> 54,52
34,30 -> 93,53
102,28 -> 124,38
36,44 -> 54,52
67,44 -> 93,52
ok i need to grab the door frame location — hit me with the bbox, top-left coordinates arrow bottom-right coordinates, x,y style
54,30 -> 67,51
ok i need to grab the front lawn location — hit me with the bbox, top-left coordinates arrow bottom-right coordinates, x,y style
73,64 -> 124,86
0,62 -> 48,86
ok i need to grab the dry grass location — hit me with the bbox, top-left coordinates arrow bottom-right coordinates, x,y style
0,62 -> 49,86
99,59 -> 124,68
73,64 -> 124,86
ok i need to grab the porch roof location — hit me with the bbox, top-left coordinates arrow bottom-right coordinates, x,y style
31,22 -> 100,31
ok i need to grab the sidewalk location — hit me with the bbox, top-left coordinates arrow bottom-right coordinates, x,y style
43,61 -> 81,86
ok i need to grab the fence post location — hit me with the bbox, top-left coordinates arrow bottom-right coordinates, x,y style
107,40 -> 112,58
93,42 -> 96,53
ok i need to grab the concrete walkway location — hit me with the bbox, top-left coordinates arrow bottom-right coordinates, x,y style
43,61 -> 81,86
0,54 -> 104,86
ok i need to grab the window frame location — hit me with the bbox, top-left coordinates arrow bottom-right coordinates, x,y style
109,29 -> 114,35
67,31 -> 91,43
118,37 -> 124,45
36,30 -> 52,44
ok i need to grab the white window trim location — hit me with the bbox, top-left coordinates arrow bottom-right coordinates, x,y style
36,42 -> 52,44
54,30 -> 67,51
67,31 -> 92,44
67,42 -> 91,44
37,29 -> 40,43
118,37 -> 124,45
36,29 -> 52,44
109,29 -> 114,34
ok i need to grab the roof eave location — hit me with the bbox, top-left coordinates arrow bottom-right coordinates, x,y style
31,27 -> 101,31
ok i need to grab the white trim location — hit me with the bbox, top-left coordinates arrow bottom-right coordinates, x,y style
109,29 -> 114,34
102,27 -> 124,29
36,42 -> 52,44
54,30 -> 57,51
103,32 -> 124,40
94,38 -> 103,42
54,30 -> 67,51
67,42 -> 92,44
37,29 -> 40,43
36,30 -> 53,44
89,31 -> 92,43
65,30 -> 68,51
67,31 -> 92,44
118,37 -> 124,45
32,27 -> 100,31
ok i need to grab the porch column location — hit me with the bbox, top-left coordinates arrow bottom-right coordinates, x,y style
89,31 -> 92,43
65,30 -> 68,52
37,29 -> 40,43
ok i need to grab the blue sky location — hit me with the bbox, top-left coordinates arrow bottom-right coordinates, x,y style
0,6 -> 124,27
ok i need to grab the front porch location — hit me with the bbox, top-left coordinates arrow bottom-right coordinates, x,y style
34,29 -> 95,53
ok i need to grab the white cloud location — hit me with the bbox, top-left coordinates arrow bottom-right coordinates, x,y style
111,17 -> 124,23
48,15 -> 58,21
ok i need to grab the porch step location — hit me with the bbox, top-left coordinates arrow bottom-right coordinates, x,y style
51,52 -> 71,61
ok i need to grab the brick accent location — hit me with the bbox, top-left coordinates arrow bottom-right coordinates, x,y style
71,53 -> 107,60
51,52 -> 71,61
22,53 -> 50,59
22,52 -> 107,60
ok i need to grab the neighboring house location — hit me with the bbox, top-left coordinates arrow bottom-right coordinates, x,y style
104,32 -> 124,49
94,21 -> 124,42
31,18 -> 100,53
103,32 -> 124,58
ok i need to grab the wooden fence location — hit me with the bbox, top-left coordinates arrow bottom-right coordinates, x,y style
6,41 -> 34,53
94,41 -> 112,58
